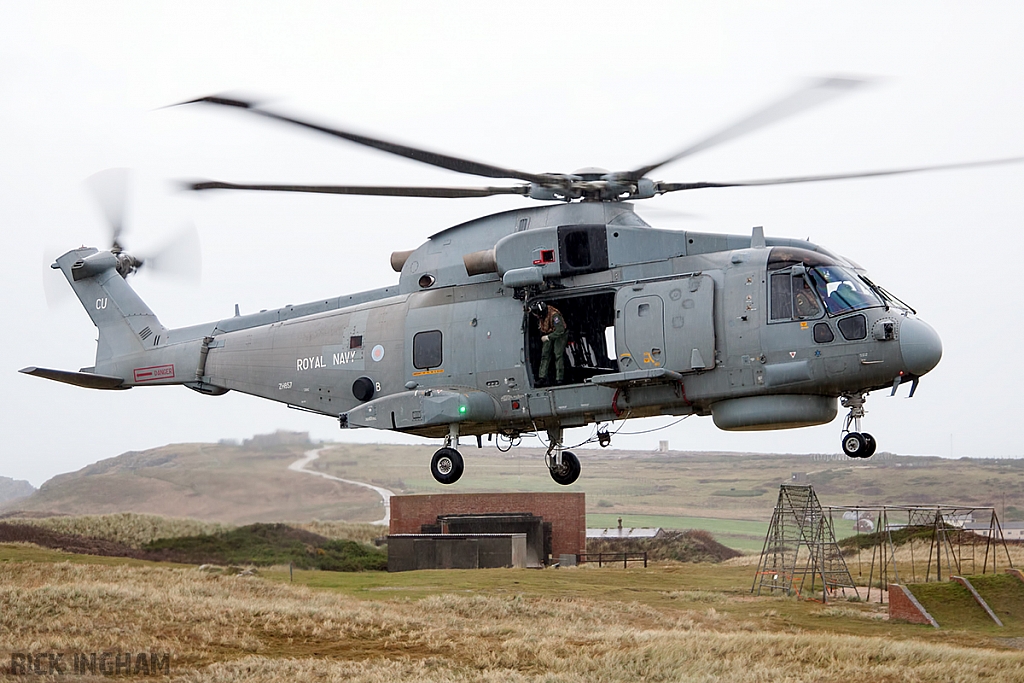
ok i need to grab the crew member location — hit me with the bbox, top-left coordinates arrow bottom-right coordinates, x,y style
530,300 -> 568,385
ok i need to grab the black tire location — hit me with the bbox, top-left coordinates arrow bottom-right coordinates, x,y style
861,433 -> 877,458
430,447 -> 464,485
549,450 -> 581,486
842,432 -> 866,458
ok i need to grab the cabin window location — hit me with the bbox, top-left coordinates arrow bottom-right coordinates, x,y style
813,323 -> 835,343
413,330 -> 443,369
350,335 -> 363,349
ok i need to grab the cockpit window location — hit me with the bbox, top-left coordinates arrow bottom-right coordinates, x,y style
809,266 -> 883,315
770,271 -> 822,322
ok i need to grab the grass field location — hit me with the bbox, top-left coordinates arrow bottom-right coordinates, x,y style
4,541 -> 1024,682
587,513 -> 768,552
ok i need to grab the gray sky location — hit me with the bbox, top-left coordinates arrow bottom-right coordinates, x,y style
3,2 -> 1024,486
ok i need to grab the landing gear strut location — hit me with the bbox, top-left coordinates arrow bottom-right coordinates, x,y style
545,427 -> 581,486
840,393 -> 877,459
431,424 -> 465,484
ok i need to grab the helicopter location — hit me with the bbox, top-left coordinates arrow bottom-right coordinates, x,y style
23,77 -> 1019,486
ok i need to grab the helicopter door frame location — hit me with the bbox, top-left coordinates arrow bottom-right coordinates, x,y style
614,275 -> 716,374
524,290 -> 618,388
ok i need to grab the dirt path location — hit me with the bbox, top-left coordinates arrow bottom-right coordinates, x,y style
288,447 -> 394,526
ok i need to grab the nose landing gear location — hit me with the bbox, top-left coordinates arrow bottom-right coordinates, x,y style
840,393 -> 877,458
545,427 -> 581,485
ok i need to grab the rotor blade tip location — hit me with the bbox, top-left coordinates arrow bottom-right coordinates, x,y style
814,74 -> 872,90
176,95 -> 256,109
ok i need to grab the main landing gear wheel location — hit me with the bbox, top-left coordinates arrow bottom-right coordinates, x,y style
549,450 -> 581,486
430,447 -> 464,485
862,433 -> 877,458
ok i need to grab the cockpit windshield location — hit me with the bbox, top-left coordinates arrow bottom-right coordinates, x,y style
809,266 -> 883,315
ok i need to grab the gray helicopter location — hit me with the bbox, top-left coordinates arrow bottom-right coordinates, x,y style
25,78 -> 1017,486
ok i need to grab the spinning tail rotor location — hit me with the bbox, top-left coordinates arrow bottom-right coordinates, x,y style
81,168 -> 201,281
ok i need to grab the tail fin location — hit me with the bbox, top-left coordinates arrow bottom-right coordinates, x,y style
54,247 -> 168,370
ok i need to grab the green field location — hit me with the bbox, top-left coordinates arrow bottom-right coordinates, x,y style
587,513 -> 768,551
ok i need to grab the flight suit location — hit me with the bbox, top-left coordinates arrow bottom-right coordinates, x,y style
538,306 -> 568,384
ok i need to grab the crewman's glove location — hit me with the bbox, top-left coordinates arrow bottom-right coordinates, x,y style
541,335 -> 549,342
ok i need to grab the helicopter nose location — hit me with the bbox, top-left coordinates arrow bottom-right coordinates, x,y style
899,317 -> 942,376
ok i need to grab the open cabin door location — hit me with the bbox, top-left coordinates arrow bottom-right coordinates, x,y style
615,275 -> 715,374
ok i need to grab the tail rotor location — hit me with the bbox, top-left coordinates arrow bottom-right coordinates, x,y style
83,168 -> 201,281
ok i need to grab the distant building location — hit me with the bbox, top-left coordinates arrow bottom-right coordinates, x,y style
587,518 -> 665,540
587,527 -> 665,540
963,522 -> 1024,541
658,441 -> 669,452
243,431 -> 311,449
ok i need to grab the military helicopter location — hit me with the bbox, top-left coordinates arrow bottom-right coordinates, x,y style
23,78 -> 1020,486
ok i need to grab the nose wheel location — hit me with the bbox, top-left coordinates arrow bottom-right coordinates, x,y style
840,393 -> 877,458
841,431 -> 876,458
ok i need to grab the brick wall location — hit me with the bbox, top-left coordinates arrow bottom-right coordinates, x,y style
390,493 -> 586,558
888,584 -> 938,627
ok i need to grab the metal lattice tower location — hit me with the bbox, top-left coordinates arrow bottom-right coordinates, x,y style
752,485 -> 858,602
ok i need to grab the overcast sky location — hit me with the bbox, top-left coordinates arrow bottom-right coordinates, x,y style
3,2 -> 1024,486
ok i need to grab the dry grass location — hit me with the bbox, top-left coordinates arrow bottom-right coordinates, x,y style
290,521 -> 383,545
3,513 -> 229,548
4,560 -> 1024,682
3,513 -> 384,549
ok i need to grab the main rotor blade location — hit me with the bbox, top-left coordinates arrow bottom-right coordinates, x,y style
188,180 -> 531,199
180,96 -> 552,185
655,155 -> 1024,194
628,77 -> 867,180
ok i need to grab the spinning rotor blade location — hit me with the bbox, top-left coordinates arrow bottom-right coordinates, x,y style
42,247 -> 73,310
188,180 -> 531,199
84,168 -> 132,249
180,96 -> 552,184
655,155 -> 1024,194
628,77 -> 867,180
139,222 -> 202,282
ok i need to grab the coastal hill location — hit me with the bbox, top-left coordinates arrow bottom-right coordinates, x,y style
0,476 -> 34,507
0,432 -> 382,524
